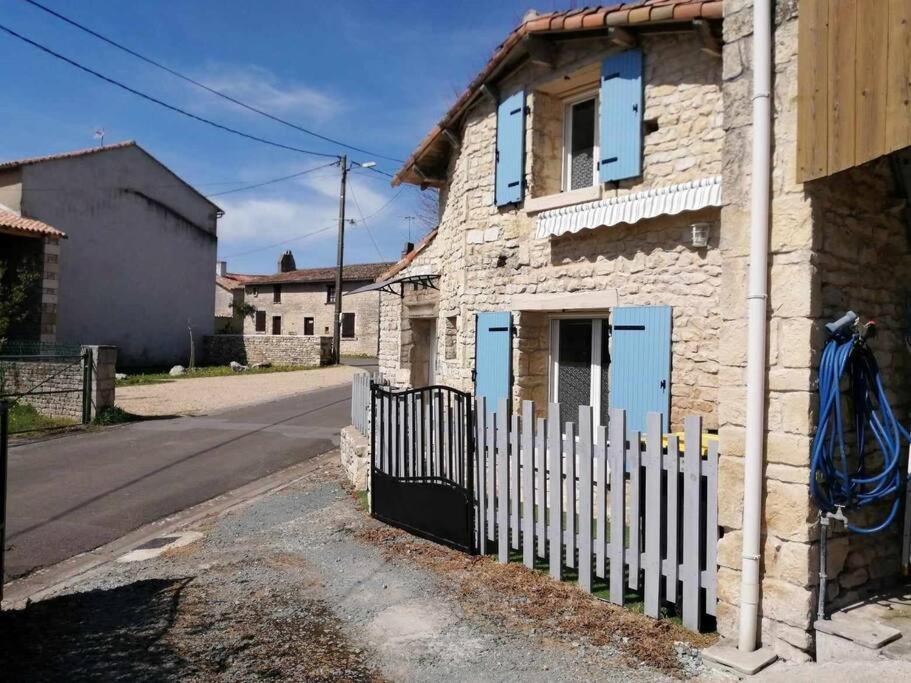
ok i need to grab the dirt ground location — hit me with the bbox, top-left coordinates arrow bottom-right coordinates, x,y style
115,365 -> 358,416
0,454 -> 715,681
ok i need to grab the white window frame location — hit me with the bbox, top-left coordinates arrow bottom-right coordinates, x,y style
548,315 -> 609,424
562,91 -> 600,193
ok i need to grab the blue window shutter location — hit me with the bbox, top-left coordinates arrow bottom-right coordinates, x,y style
474,311 -> 513,413
599,49 -> 643,183
608,305 -> 671,433
495,90 -> 526,206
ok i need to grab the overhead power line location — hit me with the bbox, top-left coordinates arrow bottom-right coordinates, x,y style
206,160 -> 337,197
348,182 -> 386,262
221,224 -> 336,259
0,22 -> 341,159
23,0 -> 404,164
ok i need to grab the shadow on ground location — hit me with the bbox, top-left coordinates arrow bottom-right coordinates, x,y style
0,578 -> 192,681
0,570 -> 383,682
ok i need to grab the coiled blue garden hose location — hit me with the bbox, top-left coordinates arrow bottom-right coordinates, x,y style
810,313 -> 910,534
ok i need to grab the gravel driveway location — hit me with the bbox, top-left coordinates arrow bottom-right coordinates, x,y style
0,454 -> 707,681
116,365 -> 358,416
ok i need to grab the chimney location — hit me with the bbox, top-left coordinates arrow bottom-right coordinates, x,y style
522,9 -> 539,23
278,250 -> 296,273
216,260 -> 227,277
402,242 -> 415,257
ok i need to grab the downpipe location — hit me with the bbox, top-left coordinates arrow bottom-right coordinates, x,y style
738,0 -> 772,654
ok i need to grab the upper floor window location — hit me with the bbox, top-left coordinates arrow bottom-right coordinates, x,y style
564,94 -> 599,191
326,284 -> 336,304
273,285 -> 282,303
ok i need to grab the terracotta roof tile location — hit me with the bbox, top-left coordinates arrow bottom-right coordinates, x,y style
216,273 -> 257,291
392,1 -> 723,187
582,8 -> 610,29
0,208 -> 66,239
246,262 -> 395,286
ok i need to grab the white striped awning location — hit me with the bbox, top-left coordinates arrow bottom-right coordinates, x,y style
535,176 -> 722,239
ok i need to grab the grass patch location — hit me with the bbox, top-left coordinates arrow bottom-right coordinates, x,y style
7,402 -> 77,434
116,364 -> 321,387
92,406 -> 142,426
354,490 -> 369,510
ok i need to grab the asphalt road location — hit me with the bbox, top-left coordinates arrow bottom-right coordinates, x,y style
4,382 -> 352,582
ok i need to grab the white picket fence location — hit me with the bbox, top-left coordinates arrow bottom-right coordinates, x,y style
475,397 -> 719,631
351,371 -> 376,436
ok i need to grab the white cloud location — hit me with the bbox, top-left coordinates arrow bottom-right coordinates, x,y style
191,64 -> 341,121
217,196 -> 337,244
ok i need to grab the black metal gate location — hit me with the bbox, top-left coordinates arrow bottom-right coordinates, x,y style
370,383 -> 476,553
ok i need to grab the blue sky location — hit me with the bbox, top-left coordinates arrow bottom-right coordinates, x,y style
0,0 -> 572,274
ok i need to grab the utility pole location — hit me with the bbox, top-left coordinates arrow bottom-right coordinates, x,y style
332,155 -> 348,365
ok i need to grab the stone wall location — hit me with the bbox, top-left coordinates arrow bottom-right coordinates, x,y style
380,32 -> 724,429
808,158 -> 911,611
40,237 -> 61,343
0,357 -> 84,421
715,0 -> 822,661
203,335 -> 332,367
340,425 -> 370,491
243,282 -> 381,356
0,344 -> 116,422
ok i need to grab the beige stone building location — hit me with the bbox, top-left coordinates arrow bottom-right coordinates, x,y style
234,254 -> 392,357
373,0 -> 911,667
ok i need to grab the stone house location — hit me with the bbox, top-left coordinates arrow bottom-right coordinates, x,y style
0,141 -> 221,366
375,0 -> 911,667
214,261 -> 255,334
0,207 -> 66,343
239,254 -> 393,357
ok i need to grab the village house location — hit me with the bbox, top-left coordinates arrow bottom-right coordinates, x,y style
242,254 -> 392,357
214,262 -> 256,334
0,208 -> 66,344
369,0 -> 911,669
207,252 -> 392,365
0,141 -> 221,366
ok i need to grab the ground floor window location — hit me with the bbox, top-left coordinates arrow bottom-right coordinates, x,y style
255,310 -> 266,333
341,312 -> 355,338
271,315 -> 282,335
303,317 -> 314,335
550,318 -> 610,426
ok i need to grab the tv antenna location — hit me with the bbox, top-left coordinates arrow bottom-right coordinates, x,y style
94,128 -> 105,147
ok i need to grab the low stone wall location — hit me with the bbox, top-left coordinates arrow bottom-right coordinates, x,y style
0,345 -> 118,422
340,425 -> 369,491
0,356 -> 84,420
203,334 -> 332,367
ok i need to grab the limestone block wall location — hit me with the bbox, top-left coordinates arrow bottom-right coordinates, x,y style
808,158 -> 911,610
714,0 -> 842,662
203,335 -> 331,367
381,31 -> 725,430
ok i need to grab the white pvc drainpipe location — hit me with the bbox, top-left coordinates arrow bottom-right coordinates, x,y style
739,0 -> 772,653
